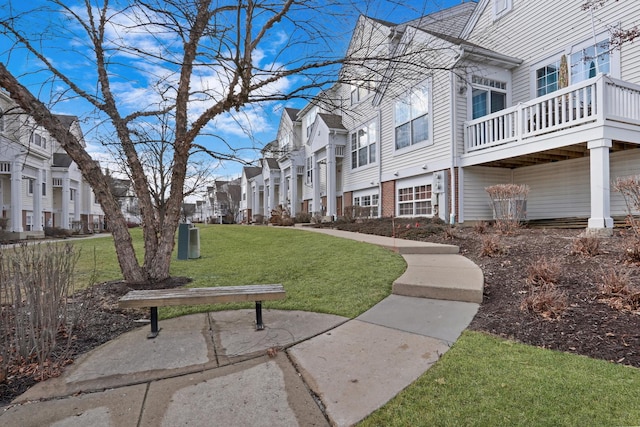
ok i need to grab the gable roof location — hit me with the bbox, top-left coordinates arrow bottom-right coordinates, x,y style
52,153 -> 72,167
399,1 -> 477,38
318,113 -> 346,130
460,0 -> 489,39
243,166 -> 263,179
284,107 -> 300,122
265,158 -> 280,170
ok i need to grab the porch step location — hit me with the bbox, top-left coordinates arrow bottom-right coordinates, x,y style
392,254 -> 484,304
527,216 -> 631,229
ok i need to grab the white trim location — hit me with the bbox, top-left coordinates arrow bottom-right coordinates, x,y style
492,0 -> 512,22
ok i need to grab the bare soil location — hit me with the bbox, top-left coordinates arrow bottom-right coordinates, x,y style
2,220 -> 639,405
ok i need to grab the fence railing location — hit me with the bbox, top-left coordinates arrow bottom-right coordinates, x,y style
464,74 -> 640,153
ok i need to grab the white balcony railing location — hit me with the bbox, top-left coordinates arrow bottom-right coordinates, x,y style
464,74 -> 640,153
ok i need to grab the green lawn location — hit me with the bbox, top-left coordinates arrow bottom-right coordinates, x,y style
361,330 -> 640,426
70,224 -> 406,318
67,225 -> 640,425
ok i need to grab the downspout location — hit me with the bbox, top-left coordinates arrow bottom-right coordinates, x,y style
378,108 -> 383,218
449,69 -> 459,225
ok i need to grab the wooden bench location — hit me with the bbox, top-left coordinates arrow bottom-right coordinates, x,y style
118,284 -> 286,338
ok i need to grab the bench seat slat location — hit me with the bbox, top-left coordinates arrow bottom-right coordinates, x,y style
118,284 -> 285,309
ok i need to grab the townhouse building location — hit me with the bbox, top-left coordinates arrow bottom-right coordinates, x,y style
0,91 -> 104,239
247,0 -> 640,236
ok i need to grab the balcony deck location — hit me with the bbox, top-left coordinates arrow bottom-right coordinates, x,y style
462,74 -> 640,168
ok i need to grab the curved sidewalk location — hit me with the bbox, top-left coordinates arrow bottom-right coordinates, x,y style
0,228 -> 484,427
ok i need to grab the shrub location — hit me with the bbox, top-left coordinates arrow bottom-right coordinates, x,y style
473,221 -> 488,234
479,234 -> 506,257
294,212 -> 312,223
485,184 -> 529,234
520,283 -> 568,320
253,214 -> 265,225
598,268 -> 640,312
526,256 -> 561,286
570,236 -> 600,256
0,243 -> 80,381
614,175 -> 640,235
269,205 -> 295,226
44,226 -> 72,238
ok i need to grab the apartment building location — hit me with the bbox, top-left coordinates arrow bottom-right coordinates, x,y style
0,91 -> 104,239
249,0 -> 640,235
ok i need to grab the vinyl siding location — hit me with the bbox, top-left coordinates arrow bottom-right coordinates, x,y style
463,149 -> 640,221
379,70 -> 453,177
466,1 -> 640,103
462,166 -> 511,220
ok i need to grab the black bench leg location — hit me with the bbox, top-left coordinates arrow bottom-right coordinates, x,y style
148,307 -> 160,339
255,301 -> 265,331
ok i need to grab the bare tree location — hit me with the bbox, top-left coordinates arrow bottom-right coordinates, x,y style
0,0 -> 465,284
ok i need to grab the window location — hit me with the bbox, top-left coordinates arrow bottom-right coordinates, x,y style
305,107 -> 318,140
27,178 -> 34,195
25,212 -> 33,231
493,0 -> 512,20
352,193 -> 379,218
70,189 -> 75,201
535,61 -> 560,96
570,39 -> 610,83
42,170 -> 47,196
0,108 -> 4,133
398,185 -> 432,216
472,76 -> 507,119
351,120 -> 377,169
306,156 -> 313,184
394,84 -> 429,150
350,82 -> 374,105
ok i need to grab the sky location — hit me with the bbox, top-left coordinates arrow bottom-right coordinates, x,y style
0,0 -> 472,195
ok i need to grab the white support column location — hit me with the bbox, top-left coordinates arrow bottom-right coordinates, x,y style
587,139 -> 613,236
326,144 -> 336,218
74,184 -> 81,222
282,173 -> 289,212
33,168 -> 43,230
269,179 -> 275,213
62,175 -> 70,229
10,160 -> 23,232
289,175 -> 297,217
263,181 -> 269,216
313,153 -> 321,214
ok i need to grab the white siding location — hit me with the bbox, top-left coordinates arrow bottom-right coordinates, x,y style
466,1 -> 640,102
610,149 -> 640,215
462,166 -> 511,220
464,149 -> 640,222
513,158 -> 590,220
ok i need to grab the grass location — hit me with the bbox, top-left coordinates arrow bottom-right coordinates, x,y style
360,330 -> 640,427
61,225 -> 640,425
69,224 -> 407,319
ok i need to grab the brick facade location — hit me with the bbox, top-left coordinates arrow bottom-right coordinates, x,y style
381,180 -> 396,217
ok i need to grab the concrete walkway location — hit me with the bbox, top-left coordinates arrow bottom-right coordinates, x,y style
0,228 -> 483,427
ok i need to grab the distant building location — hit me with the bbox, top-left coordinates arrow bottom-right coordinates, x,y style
0,91 -> 104,238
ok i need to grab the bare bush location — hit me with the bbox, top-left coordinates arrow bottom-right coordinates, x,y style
480,235 -> 507,257
0,243 -> 80,381
526,256 -> 561,286
624,236 -> 640,263
598,268 -> 640,312
473,221 -> 488,234
614,175 -> 640,236
269,205 -> 294,226
520,283 -> 568,320
599,268 -> 632,295
570,236 -> 601,256
485,184 -> 529,234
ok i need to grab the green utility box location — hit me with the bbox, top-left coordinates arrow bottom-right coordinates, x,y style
177,223 -> 200,260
